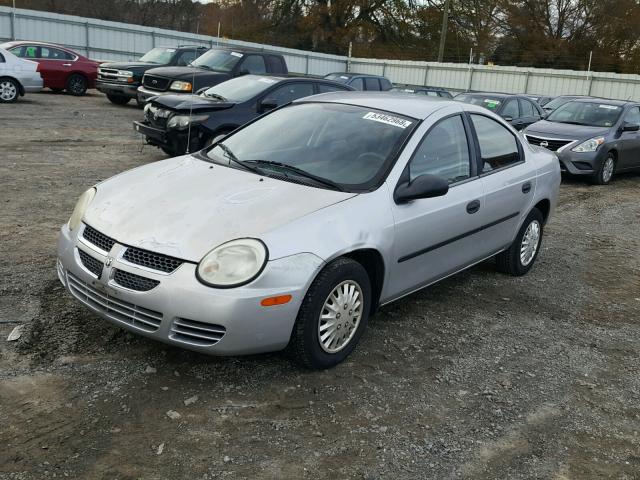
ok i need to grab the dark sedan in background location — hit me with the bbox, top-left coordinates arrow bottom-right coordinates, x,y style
542,95 -> 592,115
323,72 -> 392,91
455,92 -> 544,130
524,99 -> 640,184
134,75 -> 352,156
392,85 -> 453,98
96,45 -> 207,106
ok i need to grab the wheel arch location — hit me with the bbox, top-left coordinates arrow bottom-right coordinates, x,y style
533,198 -> 551,225
342,248 -> 385,315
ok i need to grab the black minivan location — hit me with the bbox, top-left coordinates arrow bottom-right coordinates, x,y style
134,75 -> 353,156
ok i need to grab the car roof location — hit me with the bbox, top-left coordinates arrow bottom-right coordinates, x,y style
293,91 -> 467,119
395,85 -> 448,91
571,97 -> 632,107
326,72 -> 384,79
461,92 -> 520,98
3,40 -> 77,52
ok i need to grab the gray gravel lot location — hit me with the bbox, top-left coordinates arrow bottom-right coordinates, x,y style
1,91 -> 639,480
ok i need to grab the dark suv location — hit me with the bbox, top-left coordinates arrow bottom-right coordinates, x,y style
391,85 -> 453,98
323,72 -> 392,91
137,48 -> 288,103
134,75 -> 352,156
97,46 -> 207,106
455,92 -> 544,130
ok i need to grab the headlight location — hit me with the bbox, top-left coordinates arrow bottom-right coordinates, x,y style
68,187 -> 96,231
144,102 -> 152,114
197,239 -> 268,288
170,80 -> 192,92
572,137 -> 605,153
167,114 -> 209,130
117,70 -> 133,76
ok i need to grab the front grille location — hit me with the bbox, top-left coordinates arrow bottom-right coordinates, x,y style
114,269 -> 160,292
83,225 -> 116,253
143,74 -> 170,91
123,247 -> 183,273
66,271 -> 162,332
526,135 -> 573,152
78,249 -> 103,277
170,318 -> 226,346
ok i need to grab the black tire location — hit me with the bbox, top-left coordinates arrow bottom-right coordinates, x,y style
106,94 -> 131,105
495,208 -> 544,276
288,257 -> 371,369
591,153 -> 615,185
65,74 -> 88,96
0,77 -> 20,103
160,146 -> 179,157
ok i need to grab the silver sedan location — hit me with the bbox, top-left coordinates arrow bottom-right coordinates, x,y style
57,92 -> 561,368
0,47 -> 43,102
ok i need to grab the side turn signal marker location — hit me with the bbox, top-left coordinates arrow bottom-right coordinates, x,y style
260,295 -> 292,307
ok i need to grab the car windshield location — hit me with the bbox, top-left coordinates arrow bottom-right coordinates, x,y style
202,75 -> 276,102
205,102 -> 416,191
456,95 -> 503,111
139,47 -> 176,64
546,101 -> 622,127
191,50 -> 242,72
324,74 -> 350,84
543,97 -> 575,111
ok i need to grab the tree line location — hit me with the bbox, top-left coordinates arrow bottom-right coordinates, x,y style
3,0 -> 640,73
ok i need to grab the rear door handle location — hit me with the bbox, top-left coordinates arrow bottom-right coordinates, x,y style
466,200 -> 481,214
522,182 -> 532,194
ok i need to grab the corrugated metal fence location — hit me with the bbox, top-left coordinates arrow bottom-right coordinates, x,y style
2,6 -> 640,101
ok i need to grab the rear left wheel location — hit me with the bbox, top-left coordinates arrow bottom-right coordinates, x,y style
66,74 -> 87,96
495,208 -> 544,276
0,78 -> 19,103
289,258 -> 371,369
106,94 -> 130,105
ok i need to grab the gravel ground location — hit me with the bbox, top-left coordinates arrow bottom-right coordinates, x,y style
1,92 -> 639,480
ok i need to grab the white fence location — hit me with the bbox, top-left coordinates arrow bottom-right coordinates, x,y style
2,6 -> 640,100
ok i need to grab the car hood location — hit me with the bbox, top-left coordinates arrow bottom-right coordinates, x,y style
525,120 -> 610,139
84,155 -> 356,262
152,94 -> 235,112
100,61 -> 162,72
145,66 -> 226,81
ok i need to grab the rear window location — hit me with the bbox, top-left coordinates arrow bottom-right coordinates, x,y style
457,95 -> 503,111
364,77 -> 380,91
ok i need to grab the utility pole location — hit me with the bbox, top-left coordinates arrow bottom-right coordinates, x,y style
437,0 -> 451,63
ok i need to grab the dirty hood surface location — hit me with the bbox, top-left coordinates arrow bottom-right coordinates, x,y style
84,155 -> 355,261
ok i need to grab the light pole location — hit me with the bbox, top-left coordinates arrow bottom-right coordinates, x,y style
437,0 -> 451,63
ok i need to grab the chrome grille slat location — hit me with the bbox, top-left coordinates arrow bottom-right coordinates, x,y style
66,272 -> 162,332
169,318 -> 226,346
525,135 -> 573,152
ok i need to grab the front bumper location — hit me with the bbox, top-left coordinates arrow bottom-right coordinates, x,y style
96,80 -> 139,98
133,120 -> 209,154
57,223 -> 323,355
556,148 -> 607,176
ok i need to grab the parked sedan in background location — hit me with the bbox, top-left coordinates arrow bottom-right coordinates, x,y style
0,47 -> 42,103
455,92 -> 545,130
134,75 -> 352,156
58,93 -> 559,368
0,41 -> 98,96
524,98 -> 640,184
392,85 -> 453,98
542,95 -> 591,115
137,48 -> 288,103
323,72 -> 393,91
97,45 -> 208,106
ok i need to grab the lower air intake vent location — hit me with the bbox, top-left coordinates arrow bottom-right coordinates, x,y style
78,249 -> 103,277
170,318 -> 226,346
113,269 -> 160,292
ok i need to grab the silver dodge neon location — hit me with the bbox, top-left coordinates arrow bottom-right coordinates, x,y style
57,92 -> 561,368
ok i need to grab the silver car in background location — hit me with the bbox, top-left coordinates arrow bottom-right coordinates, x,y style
57,93 -> 561,368
0,47 -> 42,103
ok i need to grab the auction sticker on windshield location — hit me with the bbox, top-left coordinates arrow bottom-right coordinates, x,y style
363,112 -> 412,129
230,52 -> 244,58
599,105 -> 620,110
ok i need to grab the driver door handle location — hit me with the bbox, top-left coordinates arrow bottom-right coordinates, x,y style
466,200 -> 481,214
62,63 -> 72,67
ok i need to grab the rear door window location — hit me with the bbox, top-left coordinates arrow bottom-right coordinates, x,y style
519,98 -> 536,117
266,82 -> 315,105
317,83 -> 348,93
349,77 -> 364,90
501,99 -> 519,119
379,78 -> 392,90
471,114 -> 521,172
364,77 -> 381,91
624,106 -> 640,125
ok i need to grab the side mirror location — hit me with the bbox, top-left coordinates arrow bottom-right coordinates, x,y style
259,98 -> 278,113
622,122 -> 640,132
502,115 -> 513,122
394,174 -> 449,204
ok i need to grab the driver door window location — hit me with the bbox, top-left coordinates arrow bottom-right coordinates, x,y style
408,115 -> 471,184
624,106 -> 640,125
240,55 -> 266,74
266,82 -> 314,106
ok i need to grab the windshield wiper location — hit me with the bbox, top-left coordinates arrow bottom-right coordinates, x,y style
556,121 -> 588,126
216,143 -> 263,175
244,160 -> 344,192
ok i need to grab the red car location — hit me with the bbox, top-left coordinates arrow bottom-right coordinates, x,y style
0,41 -> 99,96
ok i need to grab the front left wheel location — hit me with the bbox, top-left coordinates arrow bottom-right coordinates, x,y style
289,258 -> 371,369
66,74 -> 88,96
